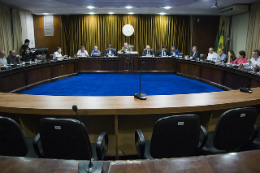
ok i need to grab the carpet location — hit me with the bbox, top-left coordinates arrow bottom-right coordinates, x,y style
20,74 -> 222,96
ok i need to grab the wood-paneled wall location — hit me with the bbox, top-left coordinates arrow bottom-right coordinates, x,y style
192,16 -> 220,55
33,15 -> 61,54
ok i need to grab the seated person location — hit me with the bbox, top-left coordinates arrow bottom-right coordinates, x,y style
216,49 -> 227,62
228,50 -> 236,62
77,46 -> 89,57
156,45 -> 169,57
105,45 -> 116,56
189,46 -> 200,60
22,48 -> 31,62
230,50 -> 247,64
142,45 -> 154,56
242,49 -> 260,69
170,46 -> 180,56
120,43 -> 132,53
53,47 -> 67,60
0,50 -> 8,66
91,46 -> 101,56
21,39 -> 31,56
207,47 -> 218,61
7,50 -> 20,65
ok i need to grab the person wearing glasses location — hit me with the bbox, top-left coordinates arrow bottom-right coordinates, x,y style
142,45 -> 154,56
105,45 -> 116,56
53,47 -> 67,60
77,46 -> 89,57
242,49 -> 260,69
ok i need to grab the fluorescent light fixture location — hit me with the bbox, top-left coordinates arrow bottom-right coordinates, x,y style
126,6 -> 133,9
159,12 -> 166,15
128,12 -> 134,15
87,6 -> 95,9
108,12 -> 114,14
43,13 -> 49,15
164,6 -> 172,9
89,12 -> 95,15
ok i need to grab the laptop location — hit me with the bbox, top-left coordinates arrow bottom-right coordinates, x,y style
92,53 -> 101,57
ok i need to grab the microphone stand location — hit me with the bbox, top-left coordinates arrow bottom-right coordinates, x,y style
134,61 -> 147,100
72,105 -> 103,173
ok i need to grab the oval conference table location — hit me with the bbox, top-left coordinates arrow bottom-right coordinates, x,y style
1,55 -> 260,159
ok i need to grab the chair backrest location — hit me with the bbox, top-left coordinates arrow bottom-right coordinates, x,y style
213,107 -> 257,151
143,49 -> 154,51
150,114 -> 200,158
39,118 -> 92,160
129,45 -> 134,51
35,54 -> 47,60
0,116 -> 28,156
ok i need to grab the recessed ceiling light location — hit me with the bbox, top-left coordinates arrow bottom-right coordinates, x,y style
164,6 -> 172,9
159,12 -> 166,15
126,6 -> 133,9
108,12 -> 114,14
43,13 -> 49,15
89,12 -> 95,15
87,6 -> 95,9
128,12 -> 134,15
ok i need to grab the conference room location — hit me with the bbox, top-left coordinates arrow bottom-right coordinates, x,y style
1,0 -> 260,172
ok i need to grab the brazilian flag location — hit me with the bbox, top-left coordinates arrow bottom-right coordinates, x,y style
217,26 -> 224,54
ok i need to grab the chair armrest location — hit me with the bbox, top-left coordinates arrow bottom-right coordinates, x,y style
33,133 -> 44,157
96,132 -> 109,160
135,129 -> 145,158
249,125 -> 258,143
198,125 -> 208,150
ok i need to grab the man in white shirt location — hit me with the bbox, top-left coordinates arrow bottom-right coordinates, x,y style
77,46 -> 89,57
242,49 -> 260,69
53,47 -> 67,60
0,50 -> 8,66
207,47 -> 218,61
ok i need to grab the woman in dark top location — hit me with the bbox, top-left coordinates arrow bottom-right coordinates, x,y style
22,48 -> 31,62
228,50 -> 236,62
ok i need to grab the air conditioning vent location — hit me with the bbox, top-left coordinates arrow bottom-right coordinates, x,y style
218,5 -> 249,16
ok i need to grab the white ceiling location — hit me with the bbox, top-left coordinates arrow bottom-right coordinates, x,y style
0,0 -> 259,15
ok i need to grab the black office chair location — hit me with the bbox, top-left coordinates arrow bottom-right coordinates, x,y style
249,127 -> 260,148
200,107 -> 257,154
0,116 -> 37,157
33,118 -> 108,160
135,114 -> 208,159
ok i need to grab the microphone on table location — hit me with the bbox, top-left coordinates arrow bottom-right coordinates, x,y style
240,80 -> 255,93
134,61 -> 147,100
72,105 -> 103,173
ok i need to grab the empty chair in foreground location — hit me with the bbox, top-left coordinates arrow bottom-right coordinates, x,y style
135,114 -> 208,159
33,118 -> 108,160
200,107 -> 257,154
0,116 -> 37,157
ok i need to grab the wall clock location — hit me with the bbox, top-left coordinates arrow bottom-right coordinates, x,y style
122,24 -> 134,37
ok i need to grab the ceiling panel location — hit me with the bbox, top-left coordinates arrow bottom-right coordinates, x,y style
0,0 -> 259,15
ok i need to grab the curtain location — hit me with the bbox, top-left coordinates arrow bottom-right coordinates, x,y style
12,9 -> 23,54
61,15 -> 190,56
245,3 -> 260,59
0,4 -> 22,55
0,4 -> 13,54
